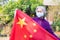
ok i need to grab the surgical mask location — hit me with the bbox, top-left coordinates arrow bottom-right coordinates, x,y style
36,12 -> 44,17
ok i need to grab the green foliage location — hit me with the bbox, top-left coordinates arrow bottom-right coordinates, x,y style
53,19 -> 60,26
0,0 -> 43,26
52,15 -> 60,31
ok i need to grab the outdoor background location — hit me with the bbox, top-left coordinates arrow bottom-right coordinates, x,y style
0,0 -> 60,40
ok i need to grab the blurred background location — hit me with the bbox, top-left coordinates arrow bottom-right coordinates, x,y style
0,0 -> 60,40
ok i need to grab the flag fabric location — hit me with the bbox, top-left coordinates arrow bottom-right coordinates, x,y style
10,9 -> 58,40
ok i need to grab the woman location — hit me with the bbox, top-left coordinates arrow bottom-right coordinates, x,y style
33,6 -> 60,40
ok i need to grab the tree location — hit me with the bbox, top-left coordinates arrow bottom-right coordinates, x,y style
0,0 -> 43,35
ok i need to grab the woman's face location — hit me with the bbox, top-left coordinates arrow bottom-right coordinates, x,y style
36,8 -> 45,17
37,8 -> 43,13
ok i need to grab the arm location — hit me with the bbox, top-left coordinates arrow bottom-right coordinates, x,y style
45,21 -> 60,40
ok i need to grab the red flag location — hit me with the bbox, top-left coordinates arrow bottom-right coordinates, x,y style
10,9 -> 58,40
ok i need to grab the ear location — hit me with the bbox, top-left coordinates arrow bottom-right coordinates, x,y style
44,13 -> 48,17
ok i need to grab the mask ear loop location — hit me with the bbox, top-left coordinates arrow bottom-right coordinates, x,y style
43,11 -> 47,19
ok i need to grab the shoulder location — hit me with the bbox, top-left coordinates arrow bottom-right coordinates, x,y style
43,19 -> 50,25
44,19 -> 49,23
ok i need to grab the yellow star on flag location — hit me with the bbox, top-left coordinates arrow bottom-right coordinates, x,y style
17,17 -> 27,28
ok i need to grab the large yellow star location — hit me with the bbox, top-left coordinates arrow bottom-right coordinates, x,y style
17,17 -> 27,28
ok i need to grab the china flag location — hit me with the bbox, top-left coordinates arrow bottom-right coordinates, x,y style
10,9 -> 58,40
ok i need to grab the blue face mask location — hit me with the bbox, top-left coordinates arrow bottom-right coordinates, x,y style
36,12 -> 44,17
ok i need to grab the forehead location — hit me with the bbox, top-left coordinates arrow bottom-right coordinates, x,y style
36,8 -> 43,11
37,8 -> 42,11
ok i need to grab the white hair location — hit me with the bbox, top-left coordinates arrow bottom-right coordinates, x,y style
36,6 -> 46,13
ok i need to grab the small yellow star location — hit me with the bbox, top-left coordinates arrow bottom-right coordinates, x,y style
29,34 -> 33,38
33,23 -> 36,26
33,29 -> 37,33
17,17 -> 27,28
24,35 -> 27,38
